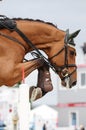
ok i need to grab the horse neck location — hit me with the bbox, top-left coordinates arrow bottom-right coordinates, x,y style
16,20 -> 65,55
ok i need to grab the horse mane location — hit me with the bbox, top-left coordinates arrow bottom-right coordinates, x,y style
13,17 -> 58,28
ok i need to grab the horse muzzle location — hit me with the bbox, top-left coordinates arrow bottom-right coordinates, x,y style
61,68 -> 77,88
61,76 -> 77,88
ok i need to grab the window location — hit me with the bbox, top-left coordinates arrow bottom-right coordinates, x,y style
71,112 -> 76,126
81,73 -> 86,86
69,111 -> 79,127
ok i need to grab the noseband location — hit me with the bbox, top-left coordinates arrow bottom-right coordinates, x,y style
0,15 -> 76,80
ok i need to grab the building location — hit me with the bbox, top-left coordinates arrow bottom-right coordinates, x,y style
57,64 -> 86,127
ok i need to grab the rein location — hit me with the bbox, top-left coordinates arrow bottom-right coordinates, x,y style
0,15 -> 77,80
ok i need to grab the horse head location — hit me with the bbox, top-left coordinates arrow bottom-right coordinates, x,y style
48,29 -> 80,88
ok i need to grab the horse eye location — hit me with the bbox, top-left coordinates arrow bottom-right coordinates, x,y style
70,51 -> 75,56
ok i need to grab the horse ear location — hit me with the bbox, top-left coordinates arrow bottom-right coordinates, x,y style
65,29 -> 81,45
64,29 -> 69,43
69,29 -> 81,39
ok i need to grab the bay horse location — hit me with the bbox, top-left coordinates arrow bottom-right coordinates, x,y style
0,15 -> 80,100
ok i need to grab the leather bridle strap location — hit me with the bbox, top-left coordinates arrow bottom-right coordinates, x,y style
49,47 -> 65,60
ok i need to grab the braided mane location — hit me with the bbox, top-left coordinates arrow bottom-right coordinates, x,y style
13,17 -> 57,28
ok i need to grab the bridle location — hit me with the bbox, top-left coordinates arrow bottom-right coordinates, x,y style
0,15 -> 77,81
48,41 -> 77,81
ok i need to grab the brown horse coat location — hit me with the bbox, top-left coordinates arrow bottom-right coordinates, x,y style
0,16 -> 80,90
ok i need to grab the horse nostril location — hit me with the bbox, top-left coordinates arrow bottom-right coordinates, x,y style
72,81 -> 77,86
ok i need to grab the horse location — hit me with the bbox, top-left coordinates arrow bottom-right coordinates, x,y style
0,15 -> 80,100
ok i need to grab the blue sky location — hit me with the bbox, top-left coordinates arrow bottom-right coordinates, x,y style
0,0 -> 86,63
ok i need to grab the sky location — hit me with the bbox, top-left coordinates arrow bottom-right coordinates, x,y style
0,0 -> 86,63
0,0 -> 86,104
